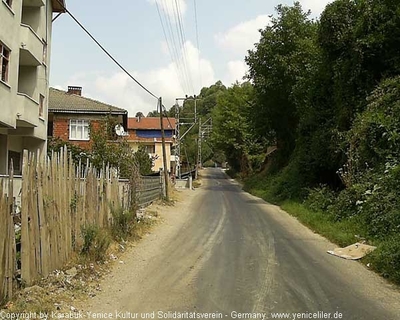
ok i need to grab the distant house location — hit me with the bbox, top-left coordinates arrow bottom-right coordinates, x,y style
127,117 -> 176,172
48,86 -> 128,149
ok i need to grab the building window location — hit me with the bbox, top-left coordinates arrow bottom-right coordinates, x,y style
47,120 -> 53,137
143,144 -> 156,154
8,151 -> 21,175
0,43 -> 10,83
39,94 -> 44,117
69,119 -> 89,141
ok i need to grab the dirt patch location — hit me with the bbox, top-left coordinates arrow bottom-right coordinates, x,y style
0,198 -> 178,315
82,187 -> 201,313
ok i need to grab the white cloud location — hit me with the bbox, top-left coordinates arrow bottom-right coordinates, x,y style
224,60 -> 248,85
57,41 -> 216,116
215,15 -> 270,55
299,0 -> 332,16
147,0 -> 187,19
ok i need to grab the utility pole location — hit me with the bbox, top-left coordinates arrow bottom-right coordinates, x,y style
196,117 -> 212,178
174,95 -> 202,179
194,98 -> 197,124
159,97 -> 169,201
195,117 -> 202,179
174,99 -> 181,179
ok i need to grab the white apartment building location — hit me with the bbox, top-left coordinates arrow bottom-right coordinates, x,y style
0,0 -> 65,174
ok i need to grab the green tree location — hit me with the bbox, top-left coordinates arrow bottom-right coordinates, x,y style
296,0 -> 400,187
90,117 -> 152,178
147,110 -> 159,117
245,2 -> 318,162
176,81 -> 228,166
211,82 -> 263,175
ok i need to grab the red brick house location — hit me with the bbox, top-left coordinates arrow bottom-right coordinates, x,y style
127,116 -> 176,172
48,86 -> 128,149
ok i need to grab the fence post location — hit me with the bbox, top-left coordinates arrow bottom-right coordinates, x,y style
5,161 -> 16,299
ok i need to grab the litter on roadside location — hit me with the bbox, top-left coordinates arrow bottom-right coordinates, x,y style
327,242 -> 376,260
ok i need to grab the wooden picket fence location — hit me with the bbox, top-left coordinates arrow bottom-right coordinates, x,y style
0,148 -> 138,303
0,163 -> 16,303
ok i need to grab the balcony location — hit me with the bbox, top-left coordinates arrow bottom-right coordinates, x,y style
16,93 -> 39,127
19,24 -> 43,66
22,0 -> 45,7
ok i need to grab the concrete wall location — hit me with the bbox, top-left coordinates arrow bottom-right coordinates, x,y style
0,0 -> 56,174
0,0 -> 21,128
18,66 -> 38,97
154,142 -> 172,172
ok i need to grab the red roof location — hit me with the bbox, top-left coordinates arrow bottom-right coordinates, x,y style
128,117 -> 176,130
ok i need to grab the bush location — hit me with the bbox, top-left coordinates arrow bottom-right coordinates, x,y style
366,236 -> 400,285
110,206 -> 136,241
356,164 -> 400,239
304,185 -> 336,212
328,186 -> 363,221
203,160 -> 215,167
80,224 -> 110,262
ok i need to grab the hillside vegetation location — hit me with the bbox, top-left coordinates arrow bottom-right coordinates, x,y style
210,0 -> 400,284
145,0 -> 400,284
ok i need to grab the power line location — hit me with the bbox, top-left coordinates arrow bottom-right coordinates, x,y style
164,0 -> 191,94
153,0 -> 195,96
176,0 -> 194,94
173,0 -> 194,94
54,0 -> 159,100
193,0 -> 202,89
155,0 -> 186,93
162,104 -> 174,130
158,0 -> 191,94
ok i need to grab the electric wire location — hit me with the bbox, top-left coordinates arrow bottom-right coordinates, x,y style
162,104 -> 174,130
173,0 -> 194,94
153,0 -> 195,96
54,0 -> 159,100
193,0 -> 202,89
155,0 -> 186,93
164,0 -> 191,94
176,0 -> 194,94
159,0 -> 191,94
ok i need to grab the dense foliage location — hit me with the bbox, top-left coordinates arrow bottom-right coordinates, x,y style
48,116 -> 153,177
142,0 -> 400,283
207,1 -> 400,284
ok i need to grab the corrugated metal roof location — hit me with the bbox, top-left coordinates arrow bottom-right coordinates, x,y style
49,88 -> 127,114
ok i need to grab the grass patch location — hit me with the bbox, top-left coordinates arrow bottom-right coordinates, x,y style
110,206 -> 136,241
281,201 -> 366,247
81,224 -> 111,262
244,171 -> 400,285
364,236 -> 400,284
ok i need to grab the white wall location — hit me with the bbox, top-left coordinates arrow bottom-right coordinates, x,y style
0,0 -> 57,173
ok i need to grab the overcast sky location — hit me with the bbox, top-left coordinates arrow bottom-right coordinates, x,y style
50,0 -> 331,115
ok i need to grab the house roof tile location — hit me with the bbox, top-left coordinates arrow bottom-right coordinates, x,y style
128,117 -> 176,130
49,88 -> 127,114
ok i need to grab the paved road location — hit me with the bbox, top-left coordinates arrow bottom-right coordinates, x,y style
87,168 -> 400,319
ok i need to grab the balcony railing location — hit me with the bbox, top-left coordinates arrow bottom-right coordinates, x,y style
19,24 -> 43,66
16,93 -> 39,127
